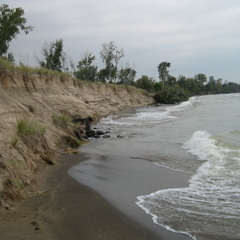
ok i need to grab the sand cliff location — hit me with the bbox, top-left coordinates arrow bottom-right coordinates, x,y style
0,67 -> 154,207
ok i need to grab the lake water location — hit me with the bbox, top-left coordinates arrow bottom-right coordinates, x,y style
69,93 -> 240,240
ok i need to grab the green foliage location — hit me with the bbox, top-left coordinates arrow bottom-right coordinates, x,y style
154,85 -> 189,104
17,119 -> 45,136
177,74 -> 240,95
74,52 -> 98,81
52,113 -> 70,128
96,68 -> 108,83
2,52 -> 15,63
0,4 -> 33,57
135,75 -> 155,92
99,41 -> 124,82
157,62 -> 171,89
222,81 -> 240,93
118,66 -> 136,85
153,81 -> 163,92
37,39 -> 67,72
194,73 -> 207,84
0,56 -> 15,69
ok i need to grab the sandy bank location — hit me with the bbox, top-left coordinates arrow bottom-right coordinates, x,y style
0,67 -> 154,206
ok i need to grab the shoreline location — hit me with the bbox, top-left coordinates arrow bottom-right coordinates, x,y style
0,105 -> 193,240
69,142 -> 193,240
0,152 -> 161,240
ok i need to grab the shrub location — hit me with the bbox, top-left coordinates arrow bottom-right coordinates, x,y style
17,119 -> 45,136
154,85 -> 189,104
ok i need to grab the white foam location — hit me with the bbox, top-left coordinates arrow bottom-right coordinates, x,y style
136,194 -> 197,240
154,162 -> 193,174
100,98 -> 195,126
182,130 -> 240,189
136,130 -> 240,239
182,130 -> 224,161
165,98 -> 193,113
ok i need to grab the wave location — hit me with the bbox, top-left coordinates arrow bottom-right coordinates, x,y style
182,130 -> 224,161
136,130 -> 240,239
100,98 -> 196,126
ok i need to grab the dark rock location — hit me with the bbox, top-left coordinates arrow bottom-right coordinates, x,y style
86,130 -> 96,138
71,116 -> 93,132
96,130 -> 105,135
102,135 -> 111,138
117,135 -> 124,138
74,128 -> 85,140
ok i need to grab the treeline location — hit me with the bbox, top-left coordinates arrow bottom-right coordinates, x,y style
22,38 -> 240,97
163,73 -> 240,95
135,62 -> 240,96
1,4 -> 240,102
153,62 -> 240,103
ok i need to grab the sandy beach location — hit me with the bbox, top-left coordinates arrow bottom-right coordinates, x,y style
0,152 -> 162,240
0,148 -> 194,240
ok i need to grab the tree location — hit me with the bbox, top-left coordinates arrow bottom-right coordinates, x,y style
135,75 -> 155,92
222,81 -> 240,93
0,4 -> 33,57
97,68 -> 109,83
167,74 -> 177,86
37,39 -> 66,72
177,75 -> 187,88
118,64 -> 136,85
153,81 -> 163,92
74,52 -> 98,81
157,62 -> 171,89
194,73 -> 207,85
100,41 -> 124,83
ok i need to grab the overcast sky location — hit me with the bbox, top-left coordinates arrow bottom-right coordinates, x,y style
4,0 -> 240,83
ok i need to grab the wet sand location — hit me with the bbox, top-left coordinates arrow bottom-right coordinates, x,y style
69,146 -> 193,240
0,153 -> 161,240
0,149 -> 192,240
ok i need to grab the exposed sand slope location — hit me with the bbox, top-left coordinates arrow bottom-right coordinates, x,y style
0,67 -> 154,206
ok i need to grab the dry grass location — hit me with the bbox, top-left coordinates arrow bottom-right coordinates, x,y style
0,57 -> 71,78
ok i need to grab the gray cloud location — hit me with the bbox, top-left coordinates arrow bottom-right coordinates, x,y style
4,0 -> 240,82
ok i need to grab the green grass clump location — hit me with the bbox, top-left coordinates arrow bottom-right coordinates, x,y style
17,119 -> 46,136
0,57 -> 15,70
52,113 -> 70,128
